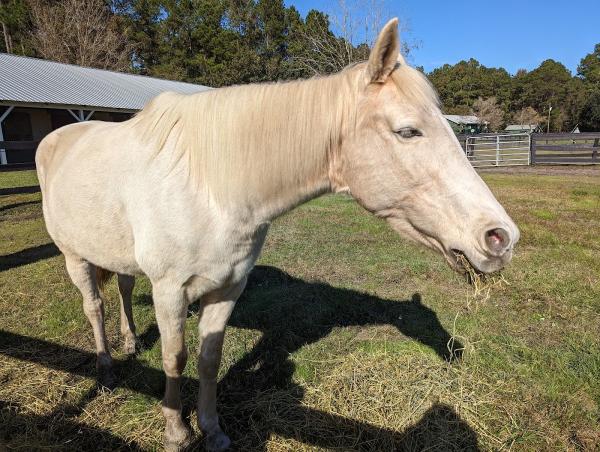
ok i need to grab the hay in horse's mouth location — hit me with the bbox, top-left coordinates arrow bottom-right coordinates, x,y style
451,249 -> 484,282
451,250 -> 508,303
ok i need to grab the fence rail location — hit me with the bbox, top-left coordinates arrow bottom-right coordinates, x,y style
457,132 -> 600,167
531,133 -> 600,164
0,140 -> 39,150
0,141 -> 40,167
464,133 -> 530,167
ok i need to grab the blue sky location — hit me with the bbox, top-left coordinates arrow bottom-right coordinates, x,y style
285,0 -> 599,75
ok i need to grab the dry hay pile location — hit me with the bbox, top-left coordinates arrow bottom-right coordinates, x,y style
223,350 -> 518,451
0,339 -> 165,449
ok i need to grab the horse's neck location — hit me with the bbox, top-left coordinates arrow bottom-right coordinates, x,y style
251,170 -> 332,221
205,74 -> 355,222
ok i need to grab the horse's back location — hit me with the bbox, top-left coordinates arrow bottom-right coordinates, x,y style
36,121 -> 100,192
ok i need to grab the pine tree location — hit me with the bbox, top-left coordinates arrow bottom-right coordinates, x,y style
112,0 -> 163,74
578,43 -> 600,86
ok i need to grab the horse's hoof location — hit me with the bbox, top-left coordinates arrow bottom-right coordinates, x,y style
97,366 -> 117,390
164,436 -> 192,452
164,424 -> 192,452
123,336 -> 139,355
206,432 -> 231,452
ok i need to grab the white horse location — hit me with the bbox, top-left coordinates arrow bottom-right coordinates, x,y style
36,19 -> 519,451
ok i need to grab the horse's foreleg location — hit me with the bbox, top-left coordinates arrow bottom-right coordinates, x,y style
117,274 -> 137,354
197,278 -> 246,452
153,282 -> 191,451
64,254 -> 116,388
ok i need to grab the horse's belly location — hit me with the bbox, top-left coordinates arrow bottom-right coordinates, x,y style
43,182 -> 141,274
47,206 -> 141,274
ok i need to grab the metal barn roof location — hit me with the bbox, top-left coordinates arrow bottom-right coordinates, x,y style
505,124 -> 539,131
444,114 -> 482,124
0,53 -> 210,112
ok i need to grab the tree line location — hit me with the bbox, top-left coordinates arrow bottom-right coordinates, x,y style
428,55 -> 600,132
1,0 -> 599,131
1,0 -> 385,84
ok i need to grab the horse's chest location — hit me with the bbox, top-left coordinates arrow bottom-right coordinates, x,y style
178,222 -> 269,301
211,222 -> 270,284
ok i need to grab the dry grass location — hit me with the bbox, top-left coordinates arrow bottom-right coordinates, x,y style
1,169 -> 599,451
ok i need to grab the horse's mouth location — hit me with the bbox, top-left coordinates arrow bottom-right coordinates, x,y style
384,215 -> 504,277
450,249 -> 485,281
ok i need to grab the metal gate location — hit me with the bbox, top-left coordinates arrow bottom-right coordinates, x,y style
465,134 -> 530,167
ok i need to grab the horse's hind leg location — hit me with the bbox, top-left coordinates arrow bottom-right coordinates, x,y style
64,253 -> 116,388
117,274 -> 137,354
197,278 -> 246,452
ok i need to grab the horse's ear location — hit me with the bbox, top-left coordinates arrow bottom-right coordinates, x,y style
367,18 -> 400,84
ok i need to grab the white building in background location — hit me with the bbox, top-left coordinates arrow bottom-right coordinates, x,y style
504,124 -> 541,134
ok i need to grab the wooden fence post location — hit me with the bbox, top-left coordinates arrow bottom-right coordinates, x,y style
530,134 -> 536,165
593,138 -> 599,163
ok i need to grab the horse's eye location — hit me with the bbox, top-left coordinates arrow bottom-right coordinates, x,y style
396,128 -> 422,139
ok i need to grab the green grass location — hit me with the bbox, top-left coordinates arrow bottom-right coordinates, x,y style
0,169 -> 599,451
0,169 -> 39,190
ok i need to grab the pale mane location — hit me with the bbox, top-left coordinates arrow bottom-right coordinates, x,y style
132,61 -> 438,206
390,63 -> 441,110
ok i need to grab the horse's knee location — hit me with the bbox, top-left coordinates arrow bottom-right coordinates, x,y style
83,297 -> 103,319
163,347 -> 188,377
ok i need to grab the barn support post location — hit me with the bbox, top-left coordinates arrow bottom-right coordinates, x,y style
67,109 -> 95,122
0,106 -> 15,165
67,109 -> 80,122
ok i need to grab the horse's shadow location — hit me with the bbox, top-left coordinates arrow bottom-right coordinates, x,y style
1,265 -> 478,451
190,265 -> 471,450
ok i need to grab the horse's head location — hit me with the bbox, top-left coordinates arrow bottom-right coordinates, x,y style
336,19 -> 519,274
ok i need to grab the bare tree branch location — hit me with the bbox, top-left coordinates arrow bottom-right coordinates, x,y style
28,0 -> 132,71
288,0 -> 415,77
471,97 -> 504,132
512,107 -> 543,126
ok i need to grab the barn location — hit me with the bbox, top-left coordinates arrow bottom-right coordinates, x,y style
444,114 -> 486,134
0,53 -> 209,167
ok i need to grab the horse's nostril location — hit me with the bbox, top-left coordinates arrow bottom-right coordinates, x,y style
485,227 -> 510,254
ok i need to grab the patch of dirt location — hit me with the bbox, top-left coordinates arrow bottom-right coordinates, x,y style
478,165 -> 600,177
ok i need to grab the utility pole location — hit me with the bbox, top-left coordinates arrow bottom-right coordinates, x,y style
547,105 -> 552,133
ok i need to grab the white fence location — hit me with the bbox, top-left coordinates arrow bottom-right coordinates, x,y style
465,134 -> 531,168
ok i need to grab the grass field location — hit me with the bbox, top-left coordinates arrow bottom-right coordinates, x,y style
1,168 -> 599,451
